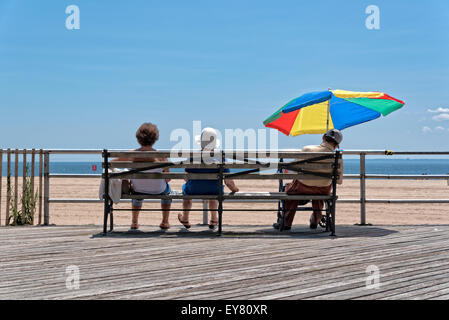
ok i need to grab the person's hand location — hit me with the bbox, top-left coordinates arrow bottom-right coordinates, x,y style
231,187 -> 239,193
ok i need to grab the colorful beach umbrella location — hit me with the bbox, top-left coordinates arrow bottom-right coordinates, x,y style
263,89 -> 405,136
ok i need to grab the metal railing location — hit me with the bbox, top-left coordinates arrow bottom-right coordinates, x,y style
1,149 -> 448,226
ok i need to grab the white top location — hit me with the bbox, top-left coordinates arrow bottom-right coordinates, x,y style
131,167 -> 167,194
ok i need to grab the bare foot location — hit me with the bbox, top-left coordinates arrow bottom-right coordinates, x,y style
159,222 -> 170,230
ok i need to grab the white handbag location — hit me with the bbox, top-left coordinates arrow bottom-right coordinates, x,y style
99,168 -> 123,204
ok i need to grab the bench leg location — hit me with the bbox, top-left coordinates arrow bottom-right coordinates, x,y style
217,199 -> 223,236
277,200 -> 282,224
103,200 -> 109,235
109,201 -> 114,232
280,200 -> 286,232
330,200 -> 336,236
325,201 -> 330,232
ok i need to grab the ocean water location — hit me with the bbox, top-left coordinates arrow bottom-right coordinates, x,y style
2,159 -> 449,176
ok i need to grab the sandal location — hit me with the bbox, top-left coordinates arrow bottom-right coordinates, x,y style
178,214 -> 191,229
209,220 -> 218,230
159,222 -> 170,230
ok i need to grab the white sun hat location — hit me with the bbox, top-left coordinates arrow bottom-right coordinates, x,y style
194,127 -> 221,150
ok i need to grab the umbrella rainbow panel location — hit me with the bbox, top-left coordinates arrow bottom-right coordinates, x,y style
264,90 -> 404,136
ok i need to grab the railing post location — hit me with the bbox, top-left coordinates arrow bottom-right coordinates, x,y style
14,149 -> 19,217
217,150 -> 224,236
30,149 -> 35,225
360,152 -> 367,225
202,200 -> 208,225
5,149 -> 11,226
0,149 -> 2,226
38,149 -> 43,225
102,149 -> 110,234
43,152 -> 50,225
21,149 -> 27,224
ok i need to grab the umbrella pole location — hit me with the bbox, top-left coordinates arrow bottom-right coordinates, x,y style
326,97 -> 330,131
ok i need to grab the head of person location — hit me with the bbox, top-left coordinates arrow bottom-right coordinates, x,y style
322,129 -> 343,149
195,127 -> 220,151
136,122 -> 159,147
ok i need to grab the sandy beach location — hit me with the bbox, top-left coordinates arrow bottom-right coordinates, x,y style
2,178 -> 448,227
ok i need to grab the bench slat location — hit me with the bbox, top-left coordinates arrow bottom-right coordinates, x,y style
107,161 -> 339,170
107,151 -> 338,159
109,172 -> 333,180
121,192 -> 335,201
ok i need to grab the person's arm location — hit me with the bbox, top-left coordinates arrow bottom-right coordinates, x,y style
161,157 -> 171,183
337,158 -> 343,185
111,156 -> 131,162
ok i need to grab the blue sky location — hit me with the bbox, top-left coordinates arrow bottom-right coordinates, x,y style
1,0 -> 448,155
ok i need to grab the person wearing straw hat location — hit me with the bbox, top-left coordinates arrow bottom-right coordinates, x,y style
274,129 -> 344,230
178,127 -> 239,229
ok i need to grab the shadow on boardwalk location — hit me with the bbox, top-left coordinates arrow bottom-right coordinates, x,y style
92,224 -> 398,239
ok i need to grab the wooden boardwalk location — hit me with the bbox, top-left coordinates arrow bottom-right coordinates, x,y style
1,224 -> 449,300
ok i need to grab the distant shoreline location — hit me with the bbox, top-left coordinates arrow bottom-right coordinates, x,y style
2,159 -> 449,176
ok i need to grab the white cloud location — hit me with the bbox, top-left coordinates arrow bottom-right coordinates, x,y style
432,113 -> 449,121
422,126 -> 432,133
435,126 -> 445,132
428,107 -> 449,113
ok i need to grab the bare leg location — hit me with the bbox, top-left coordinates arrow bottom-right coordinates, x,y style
284,200 -> 299,228
131,205 -> 141,229
160,203 -> 171,229
177,199 -> 192,228
311,200 -> 324,225
181,199 -> 192,221
208,200 -> 218,225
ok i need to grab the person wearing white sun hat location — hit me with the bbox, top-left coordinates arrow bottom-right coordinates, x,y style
178,127 -> 239,229
194,127 -> 221,151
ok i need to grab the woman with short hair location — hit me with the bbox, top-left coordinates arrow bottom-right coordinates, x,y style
114,122 -> 172,231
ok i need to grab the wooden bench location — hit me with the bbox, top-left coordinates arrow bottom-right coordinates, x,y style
101,150 -> 342,236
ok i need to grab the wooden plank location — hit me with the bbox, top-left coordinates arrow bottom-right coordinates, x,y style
108,161 -> 337,170
163,257 -> 449,300
30,149 -> 35,225
108,150 -> 336,159
38,149 -> 43,225
5,149 -> 11,225
121,192 -> 333,201
379,277 -> 449,300
113,172 -> 330,180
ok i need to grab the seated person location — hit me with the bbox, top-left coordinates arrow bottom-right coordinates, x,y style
274,129 -> 343,231
178,127 -> 239,229
114,122 -> 171,231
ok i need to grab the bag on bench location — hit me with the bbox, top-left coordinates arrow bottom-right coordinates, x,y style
99,169 -> 131,204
